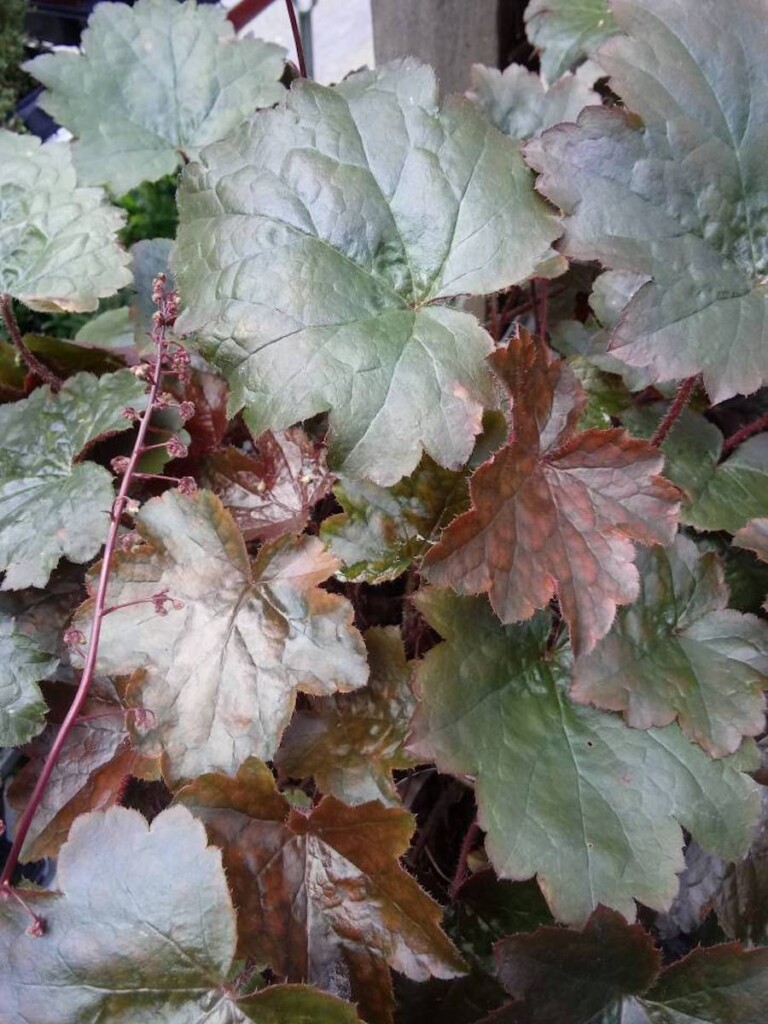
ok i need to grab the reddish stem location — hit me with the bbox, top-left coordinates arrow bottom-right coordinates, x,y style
1,293 -> 62,391
651,375 -> 698,448
284,0 -> 307,78
449,816 -> 480,901
0,286 -> 175,890
722,411 -> 768,457
531,281 -> 541,337
539,279 -> 549,340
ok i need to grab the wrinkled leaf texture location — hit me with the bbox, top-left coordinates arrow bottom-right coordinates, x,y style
174,60 -> 561,484
526,0 -> 768,403
410,588 -> 761,925
25,0 -> 286,195
423,330 -> 681,655
74,489 -> 368,782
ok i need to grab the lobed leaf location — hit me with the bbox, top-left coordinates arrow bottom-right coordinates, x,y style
321,456 -> 469,584
423,331 -> 681,655
0,805 -> 361,1023
177,758 -> 465,1024
410,588 -> 762,925
571,535 -> 768,757
7,686 -> 159,861
276,626 -> 417,806
487,909 -> 768,1024
74,489 -> 368,782
0,370 -> 148,590
492,908 -> 660,1024
0,614 -> 56,746
524,0 -> 619,81
623,406 -> 768,534
0,131 -> 131,312
25,0 -> 286,196
174,60 -> 561,485
200,427 -> 332,542
469,62 -> 601,141
526,0 -> 768,403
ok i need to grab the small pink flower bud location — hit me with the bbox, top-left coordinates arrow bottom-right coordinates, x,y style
177,476 -> 198,496
111,456 -> 130,474
178,401 -> 196,422
26,916 -> 47,938
63,627 -> 86,648
122,406 -> 139,421
166,437 -> 189,459
151,589 -> 171,615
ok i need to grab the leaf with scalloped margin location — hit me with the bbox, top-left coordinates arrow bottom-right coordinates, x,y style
200,427 -> 332,542
73,489 -> 368,783
25,0 -> 286,196
0,370 -> 147,590
174,60 -> 561,485
0,131 -> 131,312
176,758 -> 465,1024
487,910 -> 768,1024
0,614 -> 56,746
524,0 -> 619,82
410,588 -> 761,926
571,535 -> 768,757
491,908 -> 660,1024
277,626 -> 417,805
0,805 -> 361,1024
7,686 -> 159,861
469,62 -> 601,141
321,456 -> 469,584
526,0 -> 768,403
622,407 -> 768,534
734,519 -> 768,565
422,331 -> 680,656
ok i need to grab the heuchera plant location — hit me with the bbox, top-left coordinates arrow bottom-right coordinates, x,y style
1,0 -> 768,1021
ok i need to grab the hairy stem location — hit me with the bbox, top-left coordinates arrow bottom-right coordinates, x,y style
0,293 -> 62,391
449,816 -> 480,901
651,375 -> 698,448
284,0 -> 307,78
722,411 -> 768,457
0,283 -> 176,891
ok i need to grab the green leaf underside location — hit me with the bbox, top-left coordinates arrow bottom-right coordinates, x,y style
25,0 -> 286,196
74,489 -> 368,783
623,406 -> 768,534
177,759 -> 464,1024
0,614 -> 56,746
524,0 -> 619,82
410,589 -> 761,926
422,332 -> 681,656
490,909 -> 768,1024
0,806 -> 361,1023
174,60 -> 561,484
321,455 -> 469,583
0,370 -> 147,590
571,535 -> 768,757
277,626 -> 417,805
469,62 -> 601,141
526,0 -> 768,403
0,131 -> 131,312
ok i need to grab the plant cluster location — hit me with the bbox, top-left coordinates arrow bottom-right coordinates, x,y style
1,0 -> 767,1021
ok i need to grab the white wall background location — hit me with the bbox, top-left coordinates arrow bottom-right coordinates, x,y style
224,0 -> 375,84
